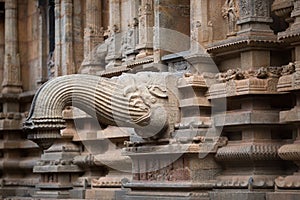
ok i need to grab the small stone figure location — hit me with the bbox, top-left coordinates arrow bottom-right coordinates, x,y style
222,0 -> 238,36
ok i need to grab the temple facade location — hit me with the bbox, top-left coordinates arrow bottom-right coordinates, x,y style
0,0 -> 300,199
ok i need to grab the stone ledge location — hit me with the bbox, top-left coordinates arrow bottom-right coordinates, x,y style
209,190 -> 266,200
280,107 -> 300,123
266,192 -> 300,200
214,110 -> 279,127
208,78 -> 279,99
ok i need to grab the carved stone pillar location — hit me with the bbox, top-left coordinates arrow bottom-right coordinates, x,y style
208,68 -> 291,200
270,3 -> 300,197
190,0 -> 211,53
54,0 -> 62,77
270,65 -> 300,200
61,0 -> 75,75
80,0 -> 104,74
207,0 -> 276,71
122,18 -> 139,62
237,0 -> 274,70
2,0 -> 22,94
32,109 -> 82,199
237,0 -> 273,35
37,1 -> 48,85
105,0 -> 122,69
136,0 -> 154,59
122,0 -> 139,61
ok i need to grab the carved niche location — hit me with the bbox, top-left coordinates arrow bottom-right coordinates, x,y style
222,0 -> 239,36
254,0 -> 269,17
239,0 -> 250,17
239,0 -> 270,19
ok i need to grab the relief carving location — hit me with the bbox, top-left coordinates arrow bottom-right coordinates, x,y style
121,18 -> 139,56
138,0 -> 154,47
239,0 -> 250,17
173,61 -> 191,72
47,52 -> 55,79
254,0 -> 268,17
222,0 -> 239,36
215,67 -> 282,83
143,160 -> 191,181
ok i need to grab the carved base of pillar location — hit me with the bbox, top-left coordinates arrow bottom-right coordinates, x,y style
215,141 -> 288,189
33,139 -> 82,199
1,85 -> 22,94
123,142 -> 222,200
136,49 -> 153,59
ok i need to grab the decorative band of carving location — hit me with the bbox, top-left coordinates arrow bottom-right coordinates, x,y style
215,143 -> 282,161
216,175 -> 276,188
275,174 -> 300,189
278,143 -> 300,161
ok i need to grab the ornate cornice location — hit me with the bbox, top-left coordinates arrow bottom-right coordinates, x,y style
207,35 -> 281,56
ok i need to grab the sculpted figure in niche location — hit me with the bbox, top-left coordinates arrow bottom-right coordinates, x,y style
222,0 -> 238,36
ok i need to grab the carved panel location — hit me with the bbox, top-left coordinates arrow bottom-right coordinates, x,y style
254,0 -> 269,17
239,0 -> 270,18
239,0 -> 251,17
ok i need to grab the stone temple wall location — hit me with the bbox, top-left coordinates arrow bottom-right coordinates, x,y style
0,0 -> 299,199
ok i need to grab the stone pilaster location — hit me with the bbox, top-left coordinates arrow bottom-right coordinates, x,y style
271,2 -> 300,194
122,0 -> 139,62
237,0 -> 273,36
61,0 -> 75,75
54,0 -> 62,77
37,0 -> 48,85
105,0 -> 122,69
269,64 -> 300,199
208,67 -> 291,200
238,0 -> 274,70
32,109 -> 82,199
2,0 -> 22,94
136,0 -> 154,59
190,0 -> 212,52
80,0 -> 104,74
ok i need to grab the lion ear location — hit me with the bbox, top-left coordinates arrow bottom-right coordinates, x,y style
148,85 -> 168,98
